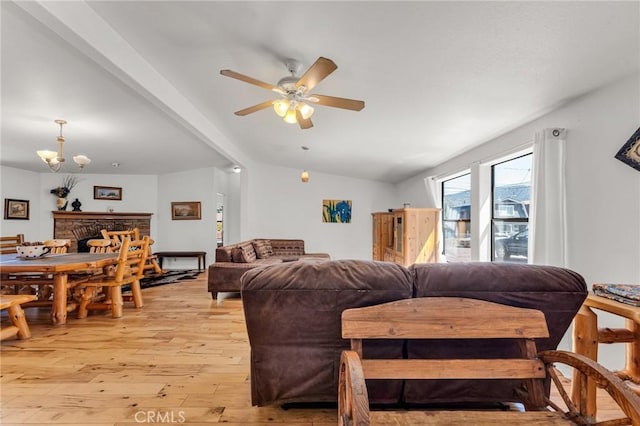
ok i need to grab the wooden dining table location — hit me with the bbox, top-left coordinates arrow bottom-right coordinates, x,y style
0,253 -> 119,325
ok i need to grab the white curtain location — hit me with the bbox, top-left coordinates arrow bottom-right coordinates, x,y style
529,128 -> 567,266
424,176 -> 441,208
424,176 -> 444,260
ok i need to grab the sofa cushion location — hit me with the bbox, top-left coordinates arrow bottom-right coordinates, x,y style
404,262 -> 587,405
231,243 -> 257,263
252,239 -> 274,259
269,239 -> 305,256
231,247 -> 246,263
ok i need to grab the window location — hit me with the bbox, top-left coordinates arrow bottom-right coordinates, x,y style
442,173 -> 471,262
492,153 -> 532,262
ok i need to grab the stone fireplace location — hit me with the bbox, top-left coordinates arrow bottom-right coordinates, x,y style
52,211 -> 153,252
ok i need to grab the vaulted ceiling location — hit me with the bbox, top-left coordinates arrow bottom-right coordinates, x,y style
2,1 -> 638,183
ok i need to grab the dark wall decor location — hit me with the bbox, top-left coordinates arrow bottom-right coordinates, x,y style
615,126 -> 640,172
4,198 -> 29,220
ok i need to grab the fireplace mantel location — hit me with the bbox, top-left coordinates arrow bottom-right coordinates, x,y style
52,211 -> 153,252
52,211 -> 153,220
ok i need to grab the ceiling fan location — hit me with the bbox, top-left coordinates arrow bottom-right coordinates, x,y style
220,57 -> 365,130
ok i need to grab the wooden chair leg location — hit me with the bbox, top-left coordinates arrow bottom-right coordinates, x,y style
130,280 -> 144,308
110,286 -> 123,318
7,303 -> 31,339
77,286 -> 96,319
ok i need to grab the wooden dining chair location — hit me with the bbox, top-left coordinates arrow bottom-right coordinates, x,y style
0,234 -> 24,254
101,228 -> 162,276
87,239 -> 114,253
2,239 -> 69,300
44,239 -> 71,254
76,236 -> 150,319
338,297 -> 640,425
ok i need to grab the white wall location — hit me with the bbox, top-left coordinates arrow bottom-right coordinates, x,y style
0,166 -> 42,239
246,162 -> 396,260
0,165 -> 233,272
396,72 -> 640,370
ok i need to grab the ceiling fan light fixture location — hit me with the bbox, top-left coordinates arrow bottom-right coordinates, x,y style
299,103 -> 314,120
283,108 -> 298,124
273,99 -> 289,117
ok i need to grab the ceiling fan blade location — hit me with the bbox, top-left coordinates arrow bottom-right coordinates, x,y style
296,109 -> 314,130
309,94 -> 365,111
296,57 -> 337,92
220,69 -> 279,91
234,100 -> 275,116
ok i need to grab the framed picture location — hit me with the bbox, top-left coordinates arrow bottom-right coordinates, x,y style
615,127 -> 640,172
322,199 -> 352,223
171,201 -> 201,220
4,198 -> 29,220
94,186 -> 122,200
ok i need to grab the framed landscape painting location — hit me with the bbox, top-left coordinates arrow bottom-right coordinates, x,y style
171,201 -> 201,220
4,198 -> 29,220
94,186 -> 122,200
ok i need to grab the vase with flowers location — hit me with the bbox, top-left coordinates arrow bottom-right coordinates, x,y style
50,175 -> 78,211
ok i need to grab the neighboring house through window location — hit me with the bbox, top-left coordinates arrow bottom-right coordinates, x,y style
436,150 -> 533,263
442,173 -> 471,262
491,153 -> 532,262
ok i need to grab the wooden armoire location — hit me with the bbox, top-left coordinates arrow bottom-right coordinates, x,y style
371,208 -> 440,266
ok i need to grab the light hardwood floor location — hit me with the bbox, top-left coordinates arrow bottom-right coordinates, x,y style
0,272 -> 626,425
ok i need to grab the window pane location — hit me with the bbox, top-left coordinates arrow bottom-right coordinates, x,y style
492,154 -> 532,262
442,173 -> 471,262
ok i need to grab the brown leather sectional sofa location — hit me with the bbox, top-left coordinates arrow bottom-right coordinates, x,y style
207,239 -> 330,299
240,260 -> 587,407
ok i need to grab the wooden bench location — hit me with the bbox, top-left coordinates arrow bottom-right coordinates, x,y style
155,251 -> 206,271
1,294 -> 37,340
338,297 -> 640,425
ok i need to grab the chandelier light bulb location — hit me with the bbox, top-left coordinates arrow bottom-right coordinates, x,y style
301,170 -> 309,183
73,155 -> 91,168
37,150 -> 57,162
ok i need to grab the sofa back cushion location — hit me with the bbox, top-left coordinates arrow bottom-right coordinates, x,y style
231,242 -> 257,263
252,239 -> 274,259
269,239 -> 305,256
404,262 -> 587,405
241,259 -> 413,406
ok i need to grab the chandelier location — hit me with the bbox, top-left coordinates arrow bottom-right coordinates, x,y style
36,119 -> 91,172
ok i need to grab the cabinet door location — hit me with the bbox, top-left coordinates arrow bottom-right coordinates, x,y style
395,213 -> 403,255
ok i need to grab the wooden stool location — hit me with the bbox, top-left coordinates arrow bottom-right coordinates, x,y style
1,294 -> 37,340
